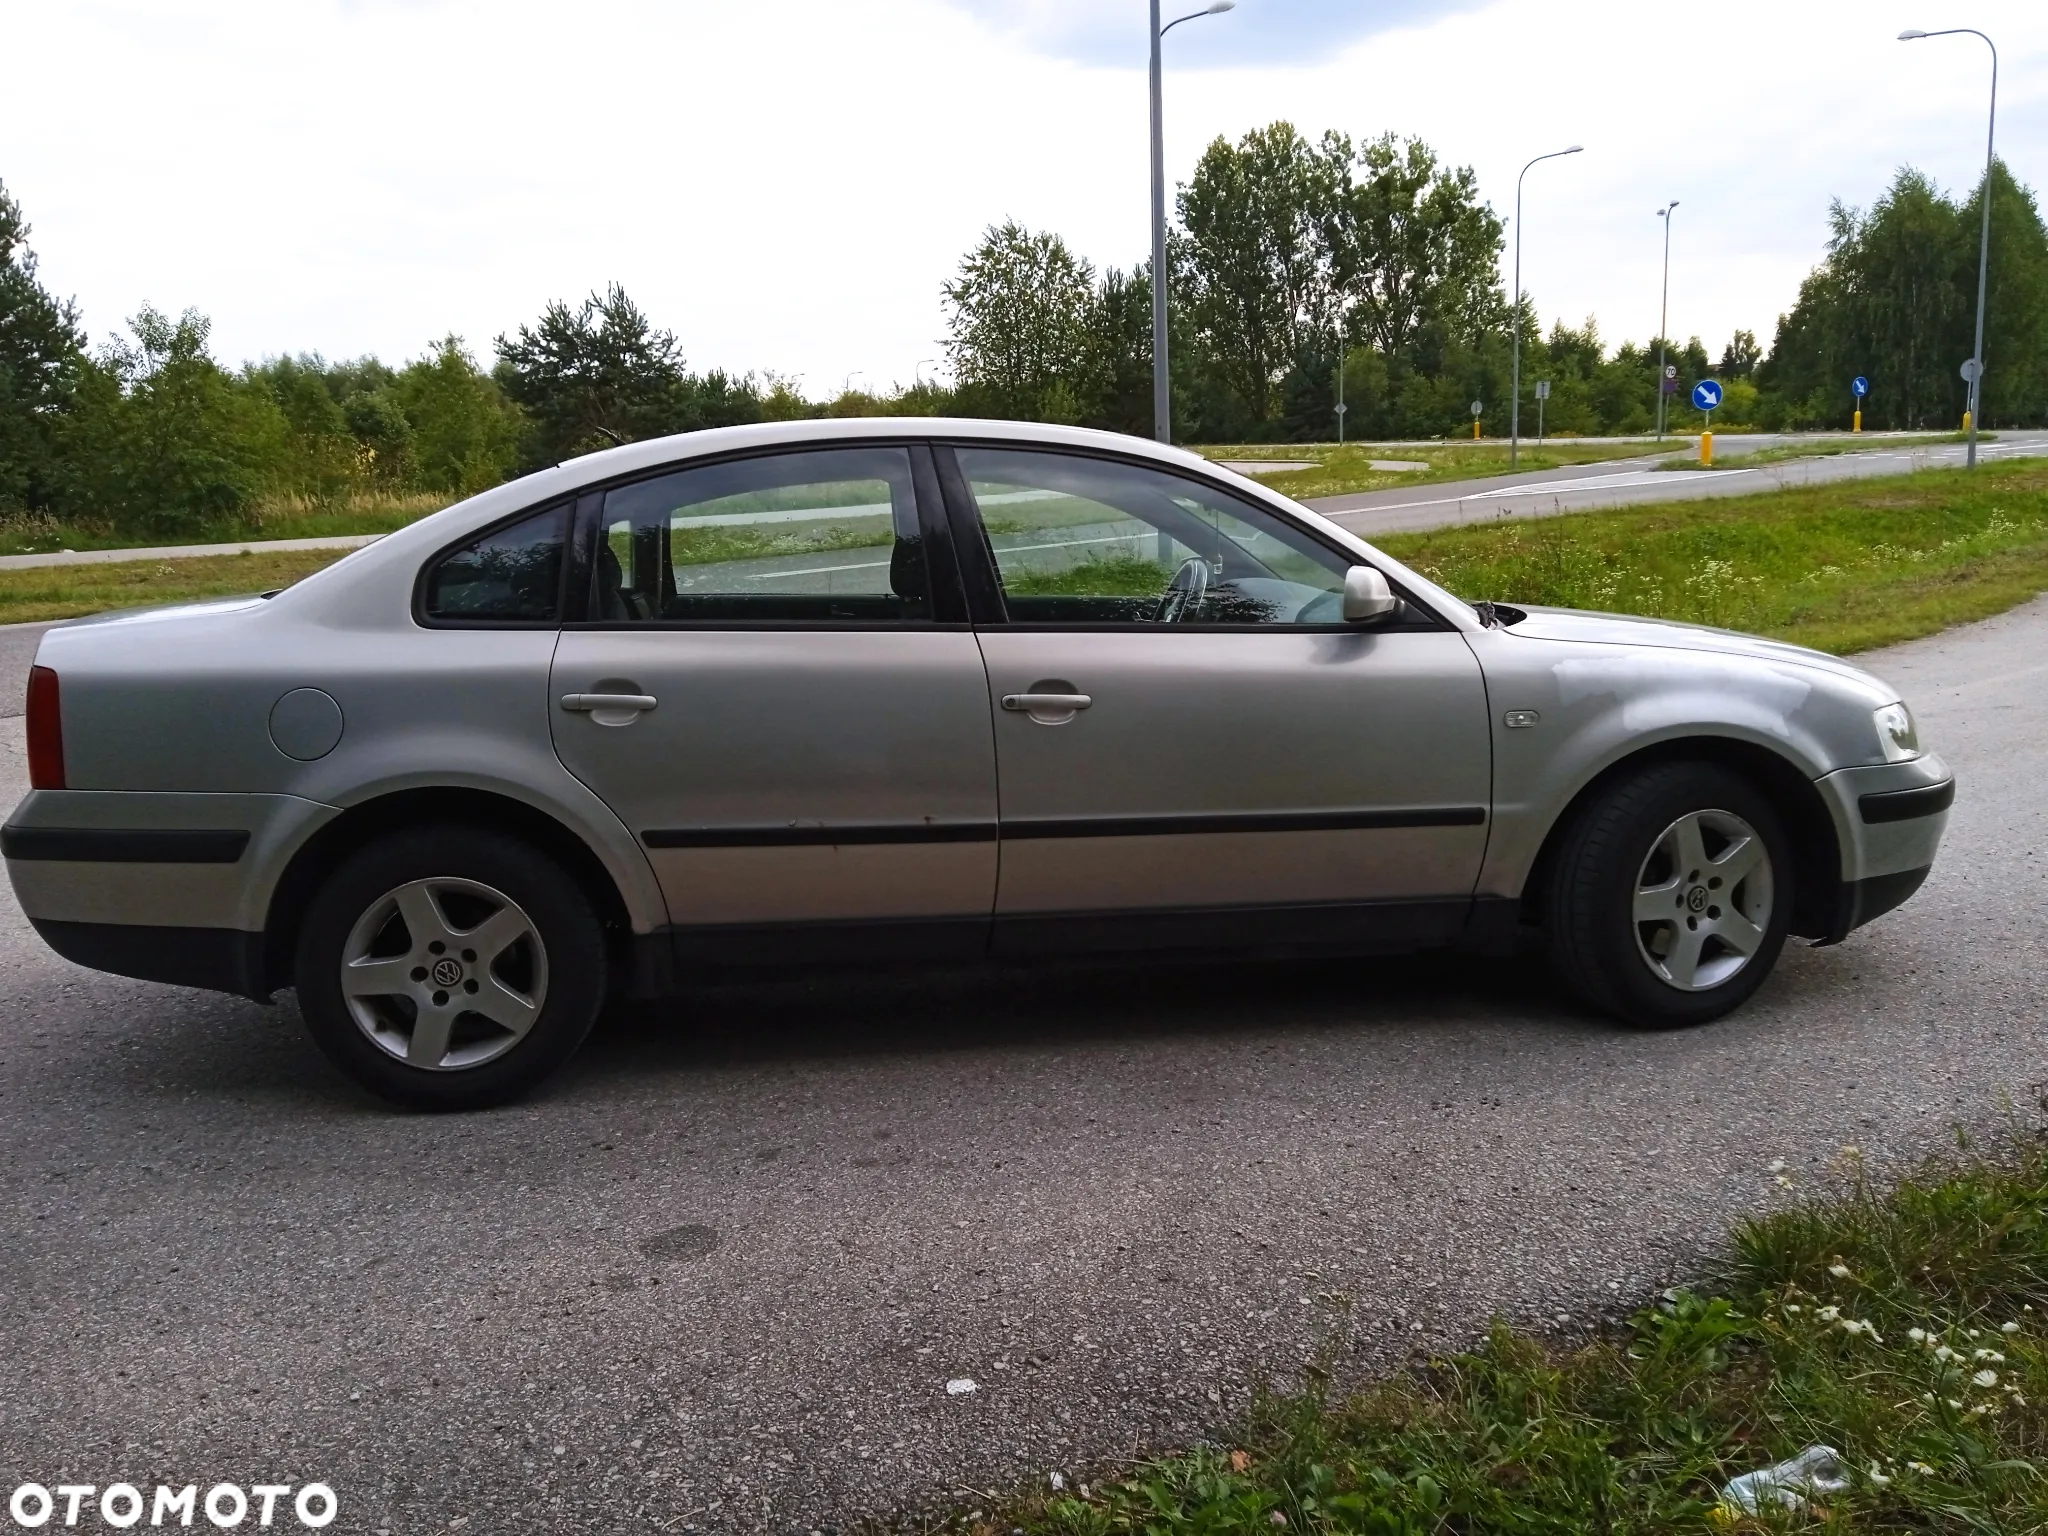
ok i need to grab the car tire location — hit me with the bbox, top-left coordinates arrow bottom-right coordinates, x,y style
1547,760 -> 1792,1028
293,826 -> 608,1110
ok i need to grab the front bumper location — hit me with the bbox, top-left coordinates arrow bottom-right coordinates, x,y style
1813,753 -> 1953,942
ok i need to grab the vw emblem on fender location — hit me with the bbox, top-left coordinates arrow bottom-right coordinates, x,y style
431,957 -> 464,988
1687,886 -> 1709,913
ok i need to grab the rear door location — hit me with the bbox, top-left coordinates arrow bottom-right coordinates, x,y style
549,443 -> 997,961
938,444 -> 1492,951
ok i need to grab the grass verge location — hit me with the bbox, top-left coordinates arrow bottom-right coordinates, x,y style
1198,442 -> 1668,500
1377,459 -> 2048,654
0,489 -> 450,557
902,1140 -> 2048,1534
1658,433 -> 1983,472
0,548 -> 353,626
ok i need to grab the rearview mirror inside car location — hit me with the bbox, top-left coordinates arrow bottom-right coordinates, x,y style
1342,565 -> 1398,623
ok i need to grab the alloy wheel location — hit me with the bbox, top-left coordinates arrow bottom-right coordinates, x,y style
1632,808 -> 1774,992
338,877 -> 549,1071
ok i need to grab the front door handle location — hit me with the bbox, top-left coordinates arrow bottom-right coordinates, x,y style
561,693 -> 658,713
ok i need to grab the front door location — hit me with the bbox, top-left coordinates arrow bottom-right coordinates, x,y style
940,444 -> 1492,950
550,443 -> 997,960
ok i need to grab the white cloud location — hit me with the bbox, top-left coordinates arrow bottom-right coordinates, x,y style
1,0 -> 2042,393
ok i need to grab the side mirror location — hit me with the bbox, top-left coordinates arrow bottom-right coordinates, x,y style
1342,565 -> 1397,623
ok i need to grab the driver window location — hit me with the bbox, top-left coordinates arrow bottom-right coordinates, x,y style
953,447 -> 1352,626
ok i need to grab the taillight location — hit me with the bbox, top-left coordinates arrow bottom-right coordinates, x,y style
26,665 -> 63,789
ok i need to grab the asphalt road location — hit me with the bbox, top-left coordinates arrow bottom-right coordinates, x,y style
1309,430 -> 2048,540
3,591 -> 2044,1532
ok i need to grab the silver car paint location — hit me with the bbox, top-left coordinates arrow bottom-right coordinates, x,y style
975,627 -> 1489,912
3,417 -> 1947,955
549,629 -> 998,925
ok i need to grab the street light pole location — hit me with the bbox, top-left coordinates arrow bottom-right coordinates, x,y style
1900,27 -> 1998,468
1654,201 -> 1678,442
1149,0 -> 1235,444
1510,145 -> 1583,470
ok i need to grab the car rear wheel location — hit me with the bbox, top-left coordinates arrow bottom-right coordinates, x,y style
1547,761 -> 1792,1028
294,827 -> 607,1109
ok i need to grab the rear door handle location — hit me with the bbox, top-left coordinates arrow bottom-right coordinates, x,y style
1001,693 -> 1092,712
560,693 -> 658,712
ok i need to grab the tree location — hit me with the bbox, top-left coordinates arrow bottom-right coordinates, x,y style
393,336 -> 524,494
495,283 -> 758,466
54,306 -> 287,531
0,180 -> 86,515
1175,124 -> 1346,425
1329,135 -> 1506,360
942,221 -> 1097,421
1757,163 -> 2047,430
1718,328 -> 1761,378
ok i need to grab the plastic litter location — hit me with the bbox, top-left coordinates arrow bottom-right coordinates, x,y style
946,1378 -> 977,1395
1719,1445 -> 1847,1515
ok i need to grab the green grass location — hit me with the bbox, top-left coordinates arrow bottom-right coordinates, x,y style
0,488 -> 451,557
1378,459 -> 2048,654
1198,442 -> 1669,501
0,548 -> 354,624
1657,433 -> 1983,472
890,1142 -> 2048,1534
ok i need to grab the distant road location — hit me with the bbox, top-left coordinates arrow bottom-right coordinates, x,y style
1309,430 -> 2048,541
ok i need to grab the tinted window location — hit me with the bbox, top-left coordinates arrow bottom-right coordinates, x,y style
954,448 -> 1353,626
424,503 -> 568,621
593,447 -> 930,624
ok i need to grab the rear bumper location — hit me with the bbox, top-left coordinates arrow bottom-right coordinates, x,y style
28,917 -> 270,1000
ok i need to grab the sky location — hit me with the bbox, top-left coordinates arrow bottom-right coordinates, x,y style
3,0 -> 2044,393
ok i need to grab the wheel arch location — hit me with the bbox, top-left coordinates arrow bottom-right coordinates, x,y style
1516,736 -> 1843,941
261,787 -> 653,996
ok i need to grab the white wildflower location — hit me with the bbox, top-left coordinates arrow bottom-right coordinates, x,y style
1973,1349 -> 2005,1363
1907,1461 -> 1936,1476
1828,1263 -> 1852,1278
1974,1369 -> 1999,1388
1968,1328 -> 1982,1340
2002,1321 -> 2021,1335
1817,1305 -> 1842,1322
1785,1303 -> 1803,1314
1867,1463 -> 1892,1488
1908,1328 -> 1928,1343
1934,1345 -> 1957,1362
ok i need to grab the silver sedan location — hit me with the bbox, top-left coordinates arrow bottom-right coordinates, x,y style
1,421 -> 1953,1108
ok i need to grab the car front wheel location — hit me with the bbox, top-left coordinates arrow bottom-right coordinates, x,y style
294,827 -> 608,1109
1547,761 -> 1792,1028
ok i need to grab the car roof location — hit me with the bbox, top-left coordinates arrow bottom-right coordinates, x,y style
542,416 -> 1220,491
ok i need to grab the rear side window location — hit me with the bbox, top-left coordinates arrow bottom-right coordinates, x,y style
592,446 -> 930,625
423,504 -> 569,622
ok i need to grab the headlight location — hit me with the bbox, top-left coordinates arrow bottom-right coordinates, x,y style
1874,702 -> 1921,762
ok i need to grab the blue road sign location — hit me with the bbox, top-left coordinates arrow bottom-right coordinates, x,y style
1853,376 -> 1869,397
1692,379 -> 1723,411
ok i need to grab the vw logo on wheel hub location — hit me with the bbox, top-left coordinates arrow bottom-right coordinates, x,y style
430,957 -> 464,988
1686,886 -> 1709,913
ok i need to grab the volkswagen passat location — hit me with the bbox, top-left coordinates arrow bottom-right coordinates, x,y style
2,421 -> 1953,1108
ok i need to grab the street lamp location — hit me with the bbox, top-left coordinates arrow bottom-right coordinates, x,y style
1150,0 -> 1235,444
1653,200 -> 1679,442
1509,144 -> 1582,470
1900,27 -> 1998,467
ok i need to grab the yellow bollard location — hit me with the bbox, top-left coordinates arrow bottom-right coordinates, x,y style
1472,418 -> 1480,440
1701,430 -> 1714,467
1853,409 -> 1862,433
1962,409 -> 1973,435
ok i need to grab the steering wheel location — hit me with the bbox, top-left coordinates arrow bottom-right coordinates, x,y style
1154,556 -> 1212,624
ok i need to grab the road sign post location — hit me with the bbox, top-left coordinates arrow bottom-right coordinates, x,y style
1535,379 -> 1551,445
1852,375 -> 1869,433
1691,379 -> 1723,466
1960,358 -> 1983,437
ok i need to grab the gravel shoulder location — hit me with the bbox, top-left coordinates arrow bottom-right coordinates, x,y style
0,601 -> 2043,1532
